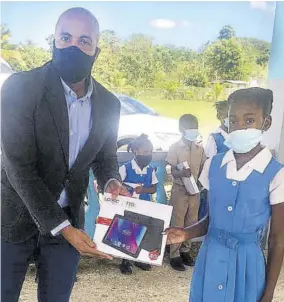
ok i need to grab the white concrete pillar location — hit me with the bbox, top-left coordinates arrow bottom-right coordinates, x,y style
263,2 -> 284,162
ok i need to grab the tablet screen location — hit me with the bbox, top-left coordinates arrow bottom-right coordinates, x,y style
104,217 -> 147,255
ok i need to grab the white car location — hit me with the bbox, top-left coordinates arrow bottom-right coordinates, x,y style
115,94 -> 181,151
0,62 -> 180,151
0,58 -> 13,90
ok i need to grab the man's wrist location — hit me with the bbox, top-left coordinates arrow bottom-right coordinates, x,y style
51,220 -> 71,236
104,178 -> 121,193
60,225 -> 74,238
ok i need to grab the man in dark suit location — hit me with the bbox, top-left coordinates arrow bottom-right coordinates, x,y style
1,8 -> 128,302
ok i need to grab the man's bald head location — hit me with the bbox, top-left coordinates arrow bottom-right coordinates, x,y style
54,7 -> 100,56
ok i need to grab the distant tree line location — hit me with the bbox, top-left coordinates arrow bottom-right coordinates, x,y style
1,24 -> 270,98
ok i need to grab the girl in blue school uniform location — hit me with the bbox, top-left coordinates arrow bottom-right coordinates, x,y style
165,88 -> 284,302
205,100 -> 229,158
119,134 -> 158,274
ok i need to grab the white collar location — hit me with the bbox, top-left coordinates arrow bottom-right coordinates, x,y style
60,78 -> 93,100
215,127 -> 228,139
131,159 -> 148,175
221,147 -> 272,174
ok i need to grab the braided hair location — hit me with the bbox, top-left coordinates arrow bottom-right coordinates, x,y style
214,100 -> 228,122
228,87 -> 273,117
127,134 -> 153,153
214,100 -> 228,113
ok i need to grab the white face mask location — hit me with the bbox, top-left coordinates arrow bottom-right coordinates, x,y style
224,118 -> 229,128
224,129 -> 263,153
184,129 -> 200,142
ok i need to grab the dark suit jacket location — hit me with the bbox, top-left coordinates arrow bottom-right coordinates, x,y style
1,62 -> 121,243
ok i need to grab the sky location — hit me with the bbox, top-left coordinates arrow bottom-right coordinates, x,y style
1,1 -> 277,50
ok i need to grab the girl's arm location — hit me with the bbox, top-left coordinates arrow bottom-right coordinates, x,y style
137,184 -> 157,195
165,212 -> 209,245
260,203 -> 284,302
204,134 -> 217,158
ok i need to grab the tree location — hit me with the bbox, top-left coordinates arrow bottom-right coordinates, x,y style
118,34 -> 156,88
1,25 -> 11,49
19,44 -> 51,70
218,25 -> 236,40
0,25 -> 16,50
93,31 -> 123,88
177,60 -> 209,87
238,37 -> 270,66
1,26 -> 270,88
205,38 -> 249,80
0,25 -> 25,71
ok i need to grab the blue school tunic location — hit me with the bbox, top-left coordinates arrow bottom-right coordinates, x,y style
190,153 -> 283,302
212,133 -> 229,154
123,161 -> 154,201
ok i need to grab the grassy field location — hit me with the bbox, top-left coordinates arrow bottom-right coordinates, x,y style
141,97 -> 219,141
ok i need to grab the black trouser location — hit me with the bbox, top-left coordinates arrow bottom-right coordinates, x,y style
1,233 -> 80,302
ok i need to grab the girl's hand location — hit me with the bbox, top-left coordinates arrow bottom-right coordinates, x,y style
164,227 -> 189,245
135,186 -> 143,194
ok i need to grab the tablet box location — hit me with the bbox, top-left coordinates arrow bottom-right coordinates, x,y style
176,161 -> 200,195
93,194 -> 173,266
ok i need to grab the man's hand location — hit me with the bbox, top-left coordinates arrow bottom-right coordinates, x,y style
105,179 -> 131,199
164,227 -> 189,245
61,225 -> 113,259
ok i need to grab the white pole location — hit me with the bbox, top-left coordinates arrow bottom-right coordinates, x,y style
263,2 -> 284,162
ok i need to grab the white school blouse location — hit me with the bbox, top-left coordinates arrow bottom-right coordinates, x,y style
199,147 -> 284,205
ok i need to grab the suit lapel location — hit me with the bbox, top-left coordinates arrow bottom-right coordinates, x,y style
69,79 -> 108,172
45,64 -> 69,168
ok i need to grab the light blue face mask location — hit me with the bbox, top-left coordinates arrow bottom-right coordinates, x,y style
184,129 -> 200,142
224,128 -> 263,153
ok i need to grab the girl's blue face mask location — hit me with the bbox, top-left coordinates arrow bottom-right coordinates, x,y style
225,118 -> 267,154
184,129 -> 200,142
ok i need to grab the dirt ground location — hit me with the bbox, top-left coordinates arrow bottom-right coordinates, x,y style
20,247 -> 284,302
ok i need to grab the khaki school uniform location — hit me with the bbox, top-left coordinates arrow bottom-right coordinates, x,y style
167,139 -> 206,259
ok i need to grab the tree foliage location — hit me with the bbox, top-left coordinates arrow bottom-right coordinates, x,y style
218,25 -> 236,40
205,38 -> 249,80
1,25 -> 270,91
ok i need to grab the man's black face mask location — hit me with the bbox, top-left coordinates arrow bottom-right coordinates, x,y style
52,44 -> 100,84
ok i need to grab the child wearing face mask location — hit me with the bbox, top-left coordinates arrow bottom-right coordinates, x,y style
167,114 -> 206,271
205,100 -> 229,158
165,88 -> 284,302
118,134 -> 158,274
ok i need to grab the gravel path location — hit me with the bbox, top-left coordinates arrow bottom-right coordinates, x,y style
20,249 -> 284,302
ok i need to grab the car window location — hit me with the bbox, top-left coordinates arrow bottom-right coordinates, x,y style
1,62 -> 13,74
120,100 -> 137,115
118,95 -> 157,116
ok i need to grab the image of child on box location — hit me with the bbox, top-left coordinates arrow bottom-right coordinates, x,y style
166,88 -> 284,302
205,100 -> 229,158
167,114 -> 206,271
118,134 -> 158,275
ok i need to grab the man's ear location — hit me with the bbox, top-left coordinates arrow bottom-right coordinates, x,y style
264,115 -> 272,131
94,47 -> 101,60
